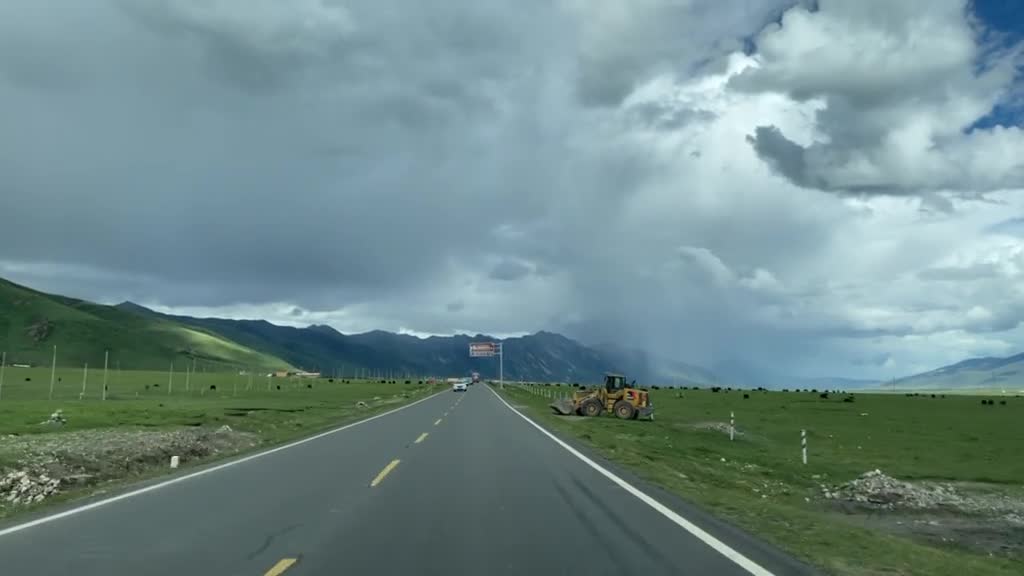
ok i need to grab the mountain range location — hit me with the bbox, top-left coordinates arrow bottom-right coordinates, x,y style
1,276 -> 1021,388
889,352 -> 1024,391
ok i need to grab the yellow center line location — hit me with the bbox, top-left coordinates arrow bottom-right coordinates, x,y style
414,432 -> 429,444
370,459 -> 401,487
264,558 -> 297,576
434,418 -> 442,426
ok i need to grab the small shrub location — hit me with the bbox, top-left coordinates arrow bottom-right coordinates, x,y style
819,392 -> 829,399
743,393 -> 750,399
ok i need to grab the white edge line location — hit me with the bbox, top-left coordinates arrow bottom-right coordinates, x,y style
0,388 -> 445,538
488,385 -> 776,576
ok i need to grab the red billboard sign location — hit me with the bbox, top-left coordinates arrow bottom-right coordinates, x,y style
469,342 -> 499,357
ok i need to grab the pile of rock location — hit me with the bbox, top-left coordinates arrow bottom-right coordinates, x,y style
0,470 -> 60,505
692,421 -> 743,437
823,469 -> 966,511
41,409 -> 67,427
1,426 -> 259,509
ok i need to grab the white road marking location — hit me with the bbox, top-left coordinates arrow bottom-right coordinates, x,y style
488,386 -> 776,576
0,389 -> 446,538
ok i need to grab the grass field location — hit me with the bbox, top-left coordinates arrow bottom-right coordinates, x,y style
502,385 -> 1023,576
0,367 -> 440,519
0,366 -> 435,436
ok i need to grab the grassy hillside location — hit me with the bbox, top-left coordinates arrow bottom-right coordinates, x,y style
0,278 -> 292,371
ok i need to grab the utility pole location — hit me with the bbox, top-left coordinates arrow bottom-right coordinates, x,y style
0,351 -> 5,401
168,361 -> 173,395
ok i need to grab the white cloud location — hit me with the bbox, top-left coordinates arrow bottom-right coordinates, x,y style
736,0 -> 1024,194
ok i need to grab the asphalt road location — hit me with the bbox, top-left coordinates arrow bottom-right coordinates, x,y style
0,384 -> 815,576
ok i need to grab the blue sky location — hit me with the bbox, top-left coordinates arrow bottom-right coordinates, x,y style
970,0 -> 1024,129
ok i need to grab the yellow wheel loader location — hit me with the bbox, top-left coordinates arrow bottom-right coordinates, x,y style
550,373 -> 654,421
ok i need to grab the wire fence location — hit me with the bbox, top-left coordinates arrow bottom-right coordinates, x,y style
0,349 -> 436,402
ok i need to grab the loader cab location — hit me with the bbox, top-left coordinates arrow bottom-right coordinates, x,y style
604,373 -> 627,392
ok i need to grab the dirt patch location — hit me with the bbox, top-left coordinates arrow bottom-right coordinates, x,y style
823,470 -> 1024,559
25,319 -> 54,343
690,421 -> 743,437
0,427 -> 259,509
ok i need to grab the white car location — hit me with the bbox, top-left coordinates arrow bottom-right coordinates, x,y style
452,380 -> 468,392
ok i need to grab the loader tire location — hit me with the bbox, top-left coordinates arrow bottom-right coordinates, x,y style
614,400 -> 636,420
581,399 -> 603,417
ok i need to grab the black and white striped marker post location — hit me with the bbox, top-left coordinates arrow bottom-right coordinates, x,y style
801,429 -> 807,465
730,411 -> 735,441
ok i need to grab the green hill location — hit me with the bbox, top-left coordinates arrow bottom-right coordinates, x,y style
0,278 -> 292,371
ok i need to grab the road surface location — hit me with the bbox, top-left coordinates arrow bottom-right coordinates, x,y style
0,385 -> 815,576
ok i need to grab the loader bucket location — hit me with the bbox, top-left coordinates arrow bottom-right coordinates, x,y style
550,398 -> 576,415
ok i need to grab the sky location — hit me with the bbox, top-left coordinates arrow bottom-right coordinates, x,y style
2,0 -> 1024,380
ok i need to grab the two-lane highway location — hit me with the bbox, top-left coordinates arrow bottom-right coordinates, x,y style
0,384 -> 814,575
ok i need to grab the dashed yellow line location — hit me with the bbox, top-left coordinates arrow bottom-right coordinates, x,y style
264,558 -> 297,576
414,432 -> 429,444
370,459 -> 401,487
434,418 -> 442,426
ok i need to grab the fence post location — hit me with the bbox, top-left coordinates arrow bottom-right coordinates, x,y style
730,411 -> 735,441
81,363 -> 88,398
102,350 -> 109,401
48,345 -> 57,400
801,429 -> 807,465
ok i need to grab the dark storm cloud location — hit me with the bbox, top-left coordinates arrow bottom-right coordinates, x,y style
489,260 -> 532,282
0,0 -> 571,310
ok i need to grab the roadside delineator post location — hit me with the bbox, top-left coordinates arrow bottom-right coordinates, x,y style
170,455 -> 179,469
730,411 -> 735,441
801,429 -> 807,465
